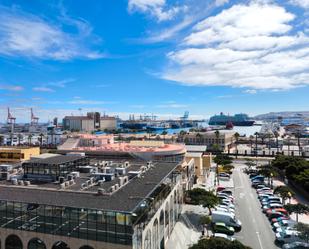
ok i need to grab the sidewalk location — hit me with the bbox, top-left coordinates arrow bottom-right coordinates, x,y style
166,204 -> 205,249
273,179 -> 309,224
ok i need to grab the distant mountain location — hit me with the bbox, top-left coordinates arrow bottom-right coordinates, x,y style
254,111 -> 309,120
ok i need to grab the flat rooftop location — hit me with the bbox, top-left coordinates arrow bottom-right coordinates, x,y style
0,160 -> 179,212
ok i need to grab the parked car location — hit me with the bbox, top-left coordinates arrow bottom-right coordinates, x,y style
276,226 -> 297,234
213,233 -> 235,241
217,186 -> 226,192
268,212 -> 289,221
214,207 -> 235,215
213,222 -> 235,235
216,205 -> 235,213
263,203 -> 284,212
217,193 -> 234,201
275,230 -> 302,244
266,208 -> 288,217
261,198 -> 282,204
258,193 -> 273,200
273,219 -> 297,229
261,196 -> 282,205
271,216 -> 290,224
219,202 -> 235,210
257,187 -> 272,194
282,241 -> 309,249
218,189 -> 233,196
211,211 -> 242,231
251,175 -> 265,182
252,181 -> 264,188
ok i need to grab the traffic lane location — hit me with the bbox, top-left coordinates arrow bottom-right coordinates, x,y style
233,165 -> 279,249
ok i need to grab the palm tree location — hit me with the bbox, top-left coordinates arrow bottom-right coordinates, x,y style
296,131 -> 301,156
17,133 -> 22,146
234,132 -> 240,158
39,133 -> 44,147
196,133 -> 202,145
161,130 -> 168,142
249,135 -> 254,154
254,132 -> 259,157
274,131 -> 279,154
214,130 -> 220,150
28,134 -> 33,145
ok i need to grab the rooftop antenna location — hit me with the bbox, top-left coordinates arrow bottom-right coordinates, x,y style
30,108 -> 39,126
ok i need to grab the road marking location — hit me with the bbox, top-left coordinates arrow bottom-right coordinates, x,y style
256,231 -> 264,249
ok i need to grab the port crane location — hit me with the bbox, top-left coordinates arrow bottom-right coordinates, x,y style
7,108 -> 16,133
30,108 -> 39,126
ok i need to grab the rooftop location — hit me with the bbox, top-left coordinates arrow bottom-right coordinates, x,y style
0,159 -> 179,212
24,154 -> 83,165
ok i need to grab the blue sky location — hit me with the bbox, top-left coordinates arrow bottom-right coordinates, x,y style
0,0 -> 309,122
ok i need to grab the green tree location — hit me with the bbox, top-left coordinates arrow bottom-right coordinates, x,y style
189,237 -> 252,249
186,188 -> 220,215
294,222 -> 309,243
161,130 -> 168,142
284,203 -> 309,222
273,186 -> 294,204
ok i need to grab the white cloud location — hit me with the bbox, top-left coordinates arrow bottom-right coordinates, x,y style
128,0 -> 185,22
215,0 -> 229,6
243,89 -> 257,94
0,6 -> 104,60
163,3 -> 309,90
0,84 -> 23,91
289,0 -> 309,9
33,87 -> 55,92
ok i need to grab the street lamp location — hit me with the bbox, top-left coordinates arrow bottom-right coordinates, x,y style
288,191 -> 292,203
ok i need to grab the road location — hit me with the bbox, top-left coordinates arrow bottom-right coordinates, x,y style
233,163 -> 280,249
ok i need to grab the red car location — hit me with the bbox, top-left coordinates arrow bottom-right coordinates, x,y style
266,208 -> 288,217
271,216 -> 290,224
217,186 -> 226,192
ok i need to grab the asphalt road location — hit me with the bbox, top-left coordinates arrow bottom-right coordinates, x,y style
233,163 -> 280,249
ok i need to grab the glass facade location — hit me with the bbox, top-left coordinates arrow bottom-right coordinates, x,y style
0,201 -> 133,245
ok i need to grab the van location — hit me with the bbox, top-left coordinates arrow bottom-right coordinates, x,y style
211,211 -> 242,231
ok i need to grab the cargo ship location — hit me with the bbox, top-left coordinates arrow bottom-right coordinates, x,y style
209,113 -> 255,126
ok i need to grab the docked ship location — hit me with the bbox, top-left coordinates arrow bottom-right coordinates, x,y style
209,113 -> 255,126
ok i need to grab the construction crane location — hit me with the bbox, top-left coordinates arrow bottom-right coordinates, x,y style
7,107 -> 16,134
30,108 -> 39,126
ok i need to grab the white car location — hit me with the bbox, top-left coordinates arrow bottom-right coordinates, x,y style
276,226 -> 297,234
219,202 -> 235,210
215,206 -> 235,214
214,233 -> 235,241
273,219 -> 296,229
262,203 -> 283,211
221,200 -> 235,209
275,230 -> 302,244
